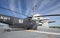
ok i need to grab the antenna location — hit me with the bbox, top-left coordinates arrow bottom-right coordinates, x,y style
32,0 -> 37,15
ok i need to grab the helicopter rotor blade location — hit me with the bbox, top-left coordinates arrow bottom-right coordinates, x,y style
35,14 -> 60,17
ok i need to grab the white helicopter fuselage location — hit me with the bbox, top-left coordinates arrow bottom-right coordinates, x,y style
32,14 -> 49,28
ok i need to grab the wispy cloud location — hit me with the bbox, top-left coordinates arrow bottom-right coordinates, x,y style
9,0 -> 17,16
37,0 -> 50,11
44,4 -> 60,14
25,0 -> 34,15
20,0 -> 27,15
39,0 -> 57,11
9,0 -> 16,11
48,8 -> 60,14
17,0 -> 22,13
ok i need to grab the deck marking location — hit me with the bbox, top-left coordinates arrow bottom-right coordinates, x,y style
25,30 -> 60,35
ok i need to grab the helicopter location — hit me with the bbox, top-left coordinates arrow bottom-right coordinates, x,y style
0,7 -> 60,31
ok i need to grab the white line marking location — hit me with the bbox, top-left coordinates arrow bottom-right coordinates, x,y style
34,31 -> 60,35
25,30 -> 60,35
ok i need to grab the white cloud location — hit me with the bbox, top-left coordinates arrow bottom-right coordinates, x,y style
9,0 -> 16,16
17,0 -> 22,13
9,0 -> 15,11
45,4 -> 60,14
38,0 -> 50,11
48,9 -> 60,14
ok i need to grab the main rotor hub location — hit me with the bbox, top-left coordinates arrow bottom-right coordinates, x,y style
33,14 -> 41,17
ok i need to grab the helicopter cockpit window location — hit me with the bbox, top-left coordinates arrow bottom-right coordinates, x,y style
38,24 -> 42,26
39,20 -> 42,22
19,19 -> 23,23
37,18 -> 40,20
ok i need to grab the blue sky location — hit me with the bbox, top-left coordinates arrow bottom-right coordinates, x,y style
0,0 -> 60,26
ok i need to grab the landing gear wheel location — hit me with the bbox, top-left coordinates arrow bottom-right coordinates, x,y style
4,29 -> 11,32
32,25 -> 37,30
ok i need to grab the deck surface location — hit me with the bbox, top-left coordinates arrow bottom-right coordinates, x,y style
0,28 -> 60,38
